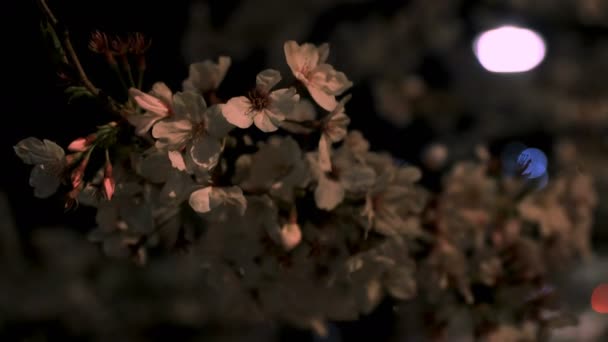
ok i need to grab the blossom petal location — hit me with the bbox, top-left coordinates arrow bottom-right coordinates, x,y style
127,111 -> 167,136
310,64 -> 353,95
189,135 -> 222,169
256,69 -> 282,93
318,134 -> 332,172
214,186 -> 247,216
284,41 -> 320,76
167,151 -> 187,171
152,120 -> 193,149
307,84 -> 338,111
268,88 -> 299,116
221,97 -> 254,128
318,43 -> 330,64
315,175 -> 345,211
150,82 -> 173,106
183,56 -> 231,93
129,88 -> 169,116
326,112 -> 350,142
254,110 -> 280,132
172,91 -> 207,122
205,104 -> 234,138
29,165 -> 61,198
340,165 -> 376,193
14,138 -> 65,165
189,186 -> 213,213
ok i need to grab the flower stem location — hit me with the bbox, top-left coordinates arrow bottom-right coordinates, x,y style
121,55 -> 136,87
110,63 -> 129,93
137,66 -> 145,90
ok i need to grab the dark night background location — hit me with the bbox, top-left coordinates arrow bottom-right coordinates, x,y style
3,0 -> 608,340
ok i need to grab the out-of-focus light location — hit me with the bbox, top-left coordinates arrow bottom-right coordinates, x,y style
591,283 -> 608,314
474,25 -> 546,73
517,147 -> 548,179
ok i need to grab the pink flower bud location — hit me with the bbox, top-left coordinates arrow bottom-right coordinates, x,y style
68,138 -> 88,152
71,155 -> 90,189
280,223 -> 302,251
103,161 -> 115,200
68,134 -> 96,152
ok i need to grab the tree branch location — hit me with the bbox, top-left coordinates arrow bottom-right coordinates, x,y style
38,0 -> 125,116
38,0 -> 99,96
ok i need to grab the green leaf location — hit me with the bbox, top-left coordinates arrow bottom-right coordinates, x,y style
65,86 -> 94,104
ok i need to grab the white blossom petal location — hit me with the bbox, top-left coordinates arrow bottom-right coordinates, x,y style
127,111 -> 167,136
256,69 -> 282,93
172,91 -> 207,123
29,164 -> 61,198
341,166 -> 376,194
167,151 -> 187,171
315,175 -> 345,211
152,120 -> 193,149
254,110 -> 280,132
205,104 -> 234,138
268,88 -> 299,116
307,84 -> 338,111
14,138 -> 65,165
183,56 -> 231,93
129,88 -> 169,116
318,134 -> 332,172
221,97 -> 254,128
189,186 -> 213,213
189,135 -> 222,169
310,64 -> 353,95
150,82 -> 173,106
325,112 -> 350,143
284,41 -> 320,76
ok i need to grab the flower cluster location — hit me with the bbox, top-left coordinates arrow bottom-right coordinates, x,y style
16,11 -> 600,337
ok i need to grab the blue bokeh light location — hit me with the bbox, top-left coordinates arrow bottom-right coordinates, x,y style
517,147 -> 548,179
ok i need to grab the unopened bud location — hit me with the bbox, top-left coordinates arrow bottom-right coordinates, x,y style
103,161 -> 115,200
68,134 -> 96,152
280,223 -> 302,251
70,155 -> 90,189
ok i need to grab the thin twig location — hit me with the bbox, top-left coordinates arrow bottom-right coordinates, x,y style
38,0 -> 98,96
38,0 -> 58,25
38,0 -> 125,117
62,35 -> 99,96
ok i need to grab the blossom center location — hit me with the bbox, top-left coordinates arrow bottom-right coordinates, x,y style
248,88 -> 270,112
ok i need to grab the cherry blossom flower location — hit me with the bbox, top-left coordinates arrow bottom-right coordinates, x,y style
189,186 -> 246,215
221,69 -> 299,132
152,91 -> 233,170
14,138 -> 67,198
128,82 -> 173,136
307,144 -> 376,211
361,153 -> 428,237
183,56 -> 231,94
284,40 -> 352,111
233,136 -> 310,203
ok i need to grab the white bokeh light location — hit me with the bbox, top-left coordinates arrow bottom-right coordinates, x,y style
473,25 -> 546,73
